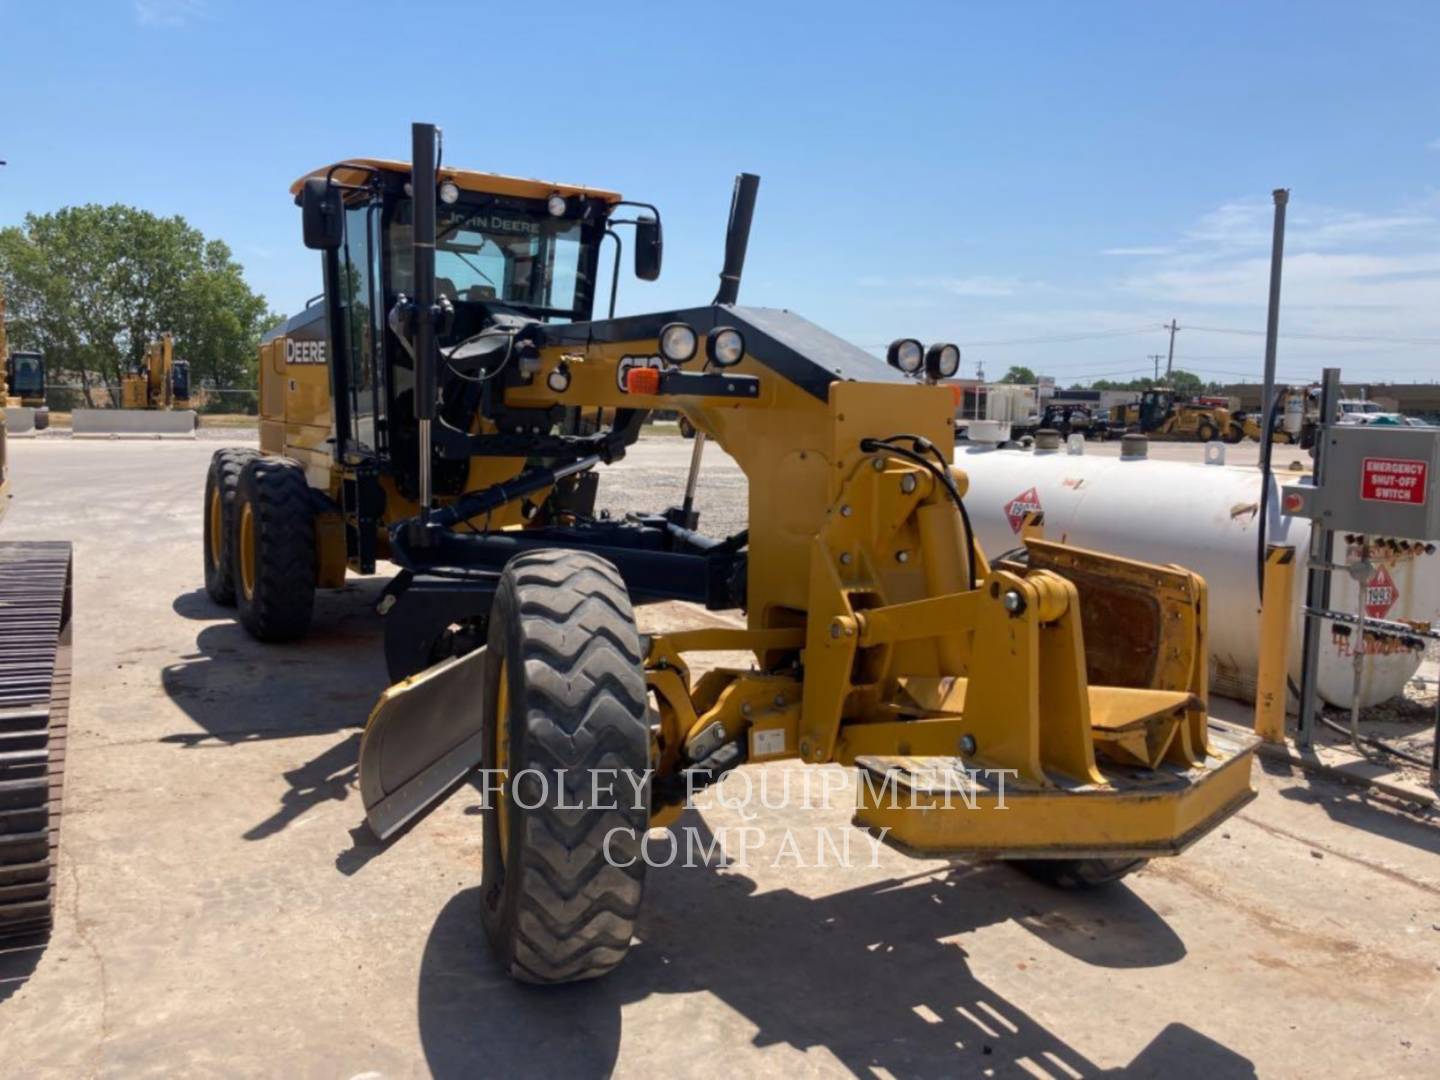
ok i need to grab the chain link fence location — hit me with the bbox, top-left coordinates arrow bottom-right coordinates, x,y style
40,384 -> 258,415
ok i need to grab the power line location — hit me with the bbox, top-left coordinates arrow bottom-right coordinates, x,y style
862,325 -> 1160,351
1185,324 -> 1440,346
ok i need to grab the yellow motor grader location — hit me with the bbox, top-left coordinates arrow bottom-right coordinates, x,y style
204,123 -> 1258,984
1111,387 -> 1242,443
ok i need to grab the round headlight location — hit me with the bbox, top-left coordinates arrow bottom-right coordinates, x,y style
659,322 -> 698,364
438,180 -> 460,205
546,363 -> 571,393
925,342 -> 961,380
887,338 -> 924,375
707,326 -> 746,367
547,193 -> 568,217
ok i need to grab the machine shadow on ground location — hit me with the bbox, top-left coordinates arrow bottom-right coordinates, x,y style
0,937 -> 46,1007
1261,759 -> 1440,859
161,579 -> 393,840
416,816 -> 1256,1079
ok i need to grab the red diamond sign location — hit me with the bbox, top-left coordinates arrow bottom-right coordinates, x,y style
1004,487 -> 1043,534
1364,566 -> 1397,620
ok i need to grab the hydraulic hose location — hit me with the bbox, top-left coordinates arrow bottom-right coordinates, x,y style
860,435 -> 978,589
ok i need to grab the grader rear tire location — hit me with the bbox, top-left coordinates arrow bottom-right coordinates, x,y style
203,447 -> 258,605
1013,857 -> 1148,889
233,457 -> 316,642
479,550 -> 650,984
1197,421 -> 1218,443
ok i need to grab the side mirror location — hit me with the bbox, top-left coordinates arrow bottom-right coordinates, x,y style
301,177 -> 344,251
634,215 -> 662,281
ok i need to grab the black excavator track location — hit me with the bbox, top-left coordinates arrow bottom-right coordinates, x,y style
0,542 -> 73,947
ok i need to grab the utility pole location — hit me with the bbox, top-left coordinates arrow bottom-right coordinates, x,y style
1163,319 -> 1179,379
1148,354 -> 1165,382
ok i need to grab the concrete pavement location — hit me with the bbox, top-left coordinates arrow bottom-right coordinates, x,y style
0,435 -> 1436,1078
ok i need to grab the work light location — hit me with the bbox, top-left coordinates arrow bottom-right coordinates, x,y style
707,327 -> 746,367
659,323 -> 698,363
438,180 -> 460,205
547,193 -> 568,217
887,338 -> 924,375
925,342 -> 961,380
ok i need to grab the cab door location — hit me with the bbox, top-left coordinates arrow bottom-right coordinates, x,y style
339,201 -> 384,456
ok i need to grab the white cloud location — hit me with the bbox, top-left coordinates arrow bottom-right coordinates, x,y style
135,0 -> 207,26
1125,251 -> 1440,309
1101,246 -> 1173,257
1428,137 -> 1440,151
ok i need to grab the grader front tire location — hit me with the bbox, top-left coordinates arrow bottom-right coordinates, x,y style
479,550 -> 650,984
233,458 -> 316,642
203,447 -> 259,605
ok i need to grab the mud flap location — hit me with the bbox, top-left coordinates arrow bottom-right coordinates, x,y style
358,646 -> 489,841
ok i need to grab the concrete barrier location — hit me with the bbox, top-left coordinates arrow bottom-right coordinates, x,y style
3,406 -> 39,437
71,409 -> 198,439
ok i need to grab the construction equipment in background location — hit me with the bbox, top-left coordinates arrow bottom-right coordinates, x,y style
1110,387 -> 1243,443
4,353 -> 50,434
120,333 -> 192,411
203,122 -> 1258,985
1236,385 -> 1316,445
0,334 -> 76,950
72,332 -> 197,439
1,293 -> 49,434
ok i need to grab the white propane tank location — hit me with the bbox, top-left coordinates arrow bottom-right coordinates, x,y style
956,443 -> 1438,708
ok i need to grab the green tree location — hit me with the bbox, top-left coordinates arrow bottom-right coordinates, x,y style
1167,368 -> 1204,394
0,204 -> 278,406
999,365 -> 1037,384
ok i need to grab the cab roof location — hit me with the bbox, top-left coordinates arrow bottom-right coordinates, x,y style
289,158 -> 623,204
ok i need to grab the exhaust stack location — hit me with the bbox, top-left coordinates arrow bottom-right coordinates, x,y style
714,173 -> 760,305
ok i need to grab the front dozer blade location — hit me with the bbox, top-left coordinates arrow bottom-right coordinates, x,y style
358,647 -> 488,841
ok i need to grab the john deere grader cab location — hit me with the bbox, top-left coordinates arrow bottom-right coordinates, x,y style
204,123 -> 1258,984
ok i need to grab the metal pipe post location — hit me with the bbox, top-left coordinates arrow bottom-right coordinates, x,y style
1258,189 -> 1289,486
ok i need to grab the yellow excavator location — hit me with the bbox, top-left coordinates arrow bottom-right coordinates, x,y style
121,332 -> 191,410
73,332 -> 195,437
203,123 -> 1258,984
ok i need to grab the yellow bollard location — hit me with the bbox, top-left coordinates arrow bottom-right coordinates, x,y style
1255,545 -> 1297,743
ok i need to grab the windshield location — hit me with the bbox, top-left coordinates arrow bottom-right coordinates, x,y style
386,201 -> 588,319
10,355 -> 41,390
1341,401 -> 1383,414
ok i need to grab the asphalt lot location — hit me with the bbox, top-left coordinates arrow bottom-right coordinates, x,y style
1,432 -> 1437,1078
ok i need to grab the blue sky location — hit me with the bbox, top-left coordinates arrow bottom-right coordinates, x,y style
3,0 -> 1438,385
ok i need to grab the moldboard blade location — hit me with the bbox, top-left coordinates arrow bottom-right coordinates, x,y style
359,646 -> 489,841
